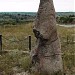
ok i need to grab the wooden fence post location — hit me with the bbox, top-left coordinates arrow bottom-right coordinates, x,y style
29,35 -> 31,51
67,35 -> 69,44
0,35 -> 2,55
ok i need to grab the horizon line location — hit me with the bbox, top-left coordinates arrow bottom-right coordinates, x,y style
0,11 -> 75,13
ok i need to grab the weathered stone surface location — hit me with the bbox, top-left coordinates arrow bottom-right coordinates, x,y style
31,0 -> 63,75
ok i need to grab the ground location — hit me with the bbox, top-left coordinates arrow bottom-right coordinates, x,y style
0,23 -> 75,75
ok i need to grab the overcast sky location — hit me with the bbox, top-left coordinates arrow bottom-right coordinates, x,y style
0,0 -> 74,12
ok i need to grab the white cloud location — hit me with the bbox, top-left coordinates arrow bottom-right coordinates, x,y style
53,0 -> 74,12
0,0 -> 39,12
0,0 -> 74,12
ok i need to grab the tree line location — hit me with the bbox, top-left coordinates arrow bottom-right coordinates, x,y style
56,15 -> 75,24
0,13 -> 75,25
0,13 -> 36,25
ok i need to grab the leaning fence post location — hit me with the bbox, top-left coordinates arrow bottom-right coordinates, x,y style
0,35 -> 2,55
29,35 -> 31,51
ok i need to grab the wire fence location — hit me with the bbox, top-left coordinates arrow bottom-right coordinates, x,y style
0,34 -> 75,74
0,34 -> 75,51
0,35 -> 32,52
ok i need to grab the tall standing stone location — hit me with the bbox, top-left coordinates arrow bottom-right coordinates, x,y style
31,0 -> 63,75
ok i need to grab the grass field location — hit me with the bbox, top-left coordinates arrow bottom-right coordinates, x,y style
0,23 -> 75,75
0,23 -> 36,50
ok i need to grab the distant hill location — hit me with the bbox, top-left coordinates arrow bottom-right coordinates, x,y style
56,12 -> 75,17
0,12 -> 75,17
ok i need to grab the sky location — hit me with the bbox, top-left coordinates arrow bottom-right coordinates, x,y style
0,0 -> 74,12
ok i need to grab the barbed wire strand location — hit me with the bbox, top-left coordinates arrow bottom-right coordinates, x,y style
2,36 -> 28,43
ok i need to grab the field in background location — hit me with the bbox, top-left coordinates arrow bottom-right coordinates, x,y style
0,23 -> 75,75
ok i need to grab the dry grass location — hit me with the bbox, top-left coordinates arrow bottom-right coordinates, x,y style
0,23 -> 75,75
0,23 -> 36,50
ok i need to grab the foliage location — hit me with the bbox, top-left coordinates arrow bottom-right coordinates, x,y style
0,13 -> 35,25
0,12 -> 75,25
56,15 -> 75,24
